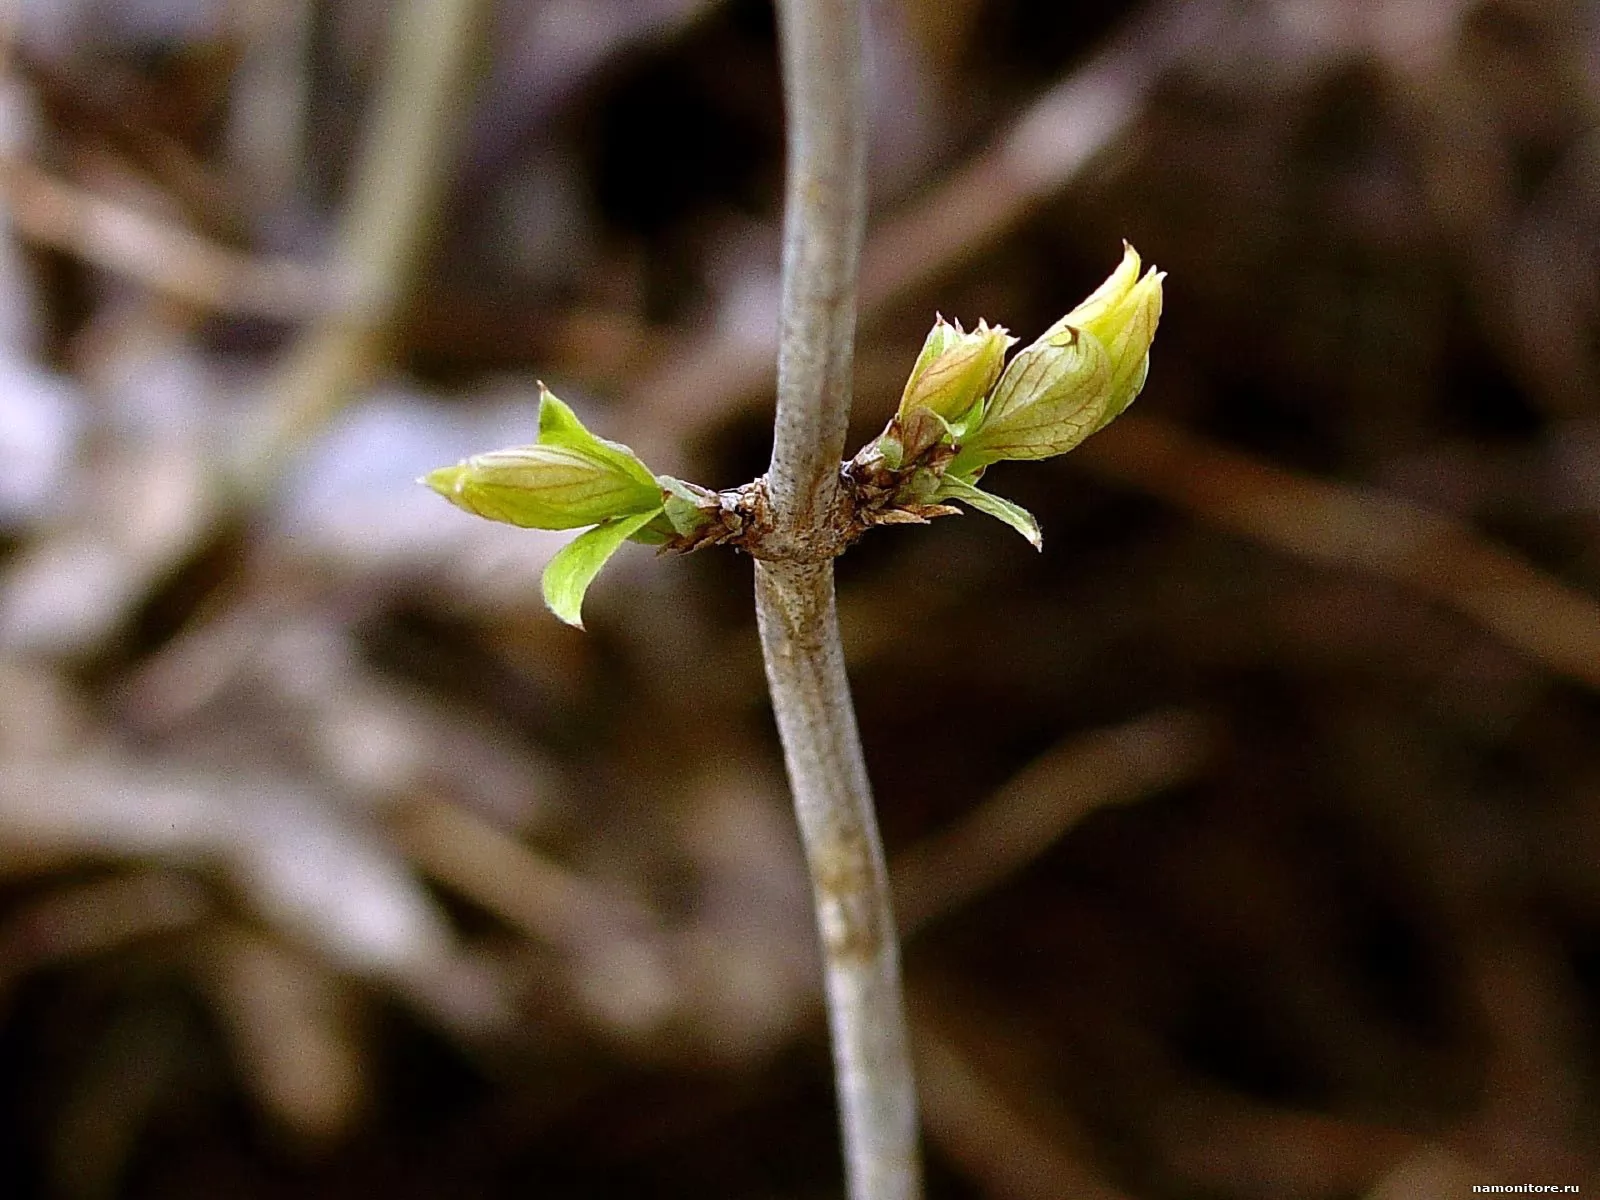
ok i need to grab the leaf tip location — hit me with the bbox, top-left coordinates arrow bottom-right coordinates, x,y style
542,581 -> 587,630
421,464 -> 467,499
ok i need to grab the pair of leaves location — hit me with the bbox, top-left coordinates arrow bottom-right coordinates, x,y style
425,387 -> 661,530
889,246 -> 1165,550
423,387 -> 670,627
427,245 -> 1165,629
533,390 -> 668,628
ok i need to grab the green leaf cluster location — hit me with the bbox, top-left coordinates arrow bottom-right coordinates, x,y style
422,385 -> 673,628
420,244 -> 1165,628
900,243 -> 1164,547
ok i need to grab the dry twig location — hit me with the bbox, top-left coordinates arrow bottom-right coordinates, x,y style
243,0 -> 487,486
1076,416 -> 1600,691
892,709 -> 1213,936
0,158 -> 327,318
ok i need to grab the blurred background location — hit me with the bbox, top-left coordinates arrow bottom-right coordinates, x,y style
0,0 -> 1598,1196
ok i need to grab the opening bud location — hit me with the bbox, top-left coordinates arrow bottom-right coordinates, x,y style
954,244 -> 1163,471
422,386 -> 663,530
896,316 -> 1015,427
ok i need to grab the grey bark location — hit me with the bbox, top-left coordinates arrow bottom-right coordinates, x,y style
757,2 -> 920,1198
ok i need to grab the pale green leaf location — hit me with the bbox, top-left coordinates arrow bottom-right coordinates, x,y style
954,326 -> 1113,472
657,475 -> 718,537
896,317 -> 1013,424
536,386 -> 659,491
541,508 -> 662,628
424,443 -> 660,529
934,474 -> 1042,549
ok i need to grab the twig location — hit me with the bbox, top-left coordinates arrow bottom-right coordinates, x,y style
0,157 -> 327,319
1151,1088 -> 1418,1196
242,0 -> 486,487
0,0 -> 486,656
1075,414 -> 1600,691
391,795 -> 662,954
759,2 -> 918,1199
856,0 -> 1224,315
1363,1146 -> 1480,1200
225,0 -> 315,211
910,990 -> 1134,1200
892,709 -> 1213,937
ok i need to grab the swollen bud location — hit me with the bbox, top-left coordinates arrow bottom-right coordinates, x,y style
953,244 -> 1163,471
896,316 -> 1015,426
424,445 -> 660,529
422,386 -> 664,530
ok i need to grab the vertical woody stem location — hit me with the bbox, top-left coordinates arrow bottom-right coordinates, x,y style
758,2 -> 920,1199
755,559 -> 920,1200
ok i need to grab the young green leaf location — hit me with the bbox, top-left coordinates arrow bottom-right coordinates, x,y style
423,385 -> 665,531
951,324 -> 1112,473
952,244 -> 1163,473
897,317 -> 1014,425
658,475 -> 720,537
934,474 -> 1042,549
535,385 -> 659,491
424,443 -> 661,529
541,508 -> 663,628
